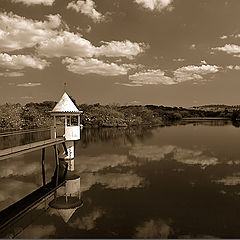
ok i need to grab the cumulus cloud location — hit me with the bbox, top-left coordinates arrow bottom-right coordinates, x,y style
124,64 -> 220,87
190,44 -> 196,50
0,72 -> 24,77
0,53 -> 50,70
0,12 -> 61,52
17,83 -> 42,87
134,218 -> 173,238
71,209 -> 104,230
127,69 -> 176,86
18,225 -> 56,238
227,65 -> 240,70
96,40 -> 147,59
173,64 -> 220,83
173,58 -> 185,62
220,35 -> 227,40
37,31 -> 95,58
62,57 -> 136,76
67,0 -> 105,22
135,0 -> 173,12
37,31 -> 145,59
11,0 -> 55,6
213,44 -> 240,57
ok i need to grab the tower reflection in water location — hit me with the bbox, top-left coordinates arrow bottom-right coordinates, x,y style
49,150 -> 83,223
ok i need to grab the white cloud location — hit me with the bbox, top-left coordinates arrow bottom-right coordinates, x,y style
37,31 -> 95,58
37,31 -> 145,59
173,64 -> 220,83
134,219 -> 173,238
127,69 -> 176,86
67,0 -> 105,22
173,58 -> 185,62
0,12 -> 61,51
11,0 -> 55,6
124,64 -> 219,87
190,44 -> 196,50
20,96 -> 34,99
62,57 -> 135,76
135,0 -> 173,12
17,82 -> 42,87
96,40 -> 146,59
227,65 -> 240,70
0,53 -> 50,70
220,35 -> 228,40
213,44 -> 240,56
0,72 -> 24,77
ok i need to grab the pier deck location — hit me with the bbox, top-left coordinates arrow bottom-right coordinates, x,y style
0,137 -> 64,161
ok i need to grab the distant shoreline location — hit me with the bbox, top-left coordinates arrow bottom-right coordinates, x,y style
182,117 -> 230,121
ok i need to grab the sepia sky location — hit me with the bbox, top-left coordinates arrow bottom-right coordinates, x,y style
0,0 -> 240,107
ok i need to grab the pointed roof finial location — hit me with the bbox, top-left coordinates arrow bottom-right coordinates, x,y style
64,82 -> 67,92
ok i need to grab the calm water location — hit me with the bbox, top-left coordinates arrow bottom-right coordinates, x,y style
2,121 -> 240,238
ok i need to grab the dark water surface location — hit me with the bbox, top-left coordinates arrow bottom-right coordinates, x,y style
2,121 -> 240,238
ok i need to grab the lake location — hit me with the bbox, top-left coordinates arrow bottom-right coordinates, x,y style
1,121 -> 240,238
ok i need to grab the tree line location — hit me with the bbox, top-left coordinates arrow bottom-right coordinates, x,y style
0,101 -> 237,132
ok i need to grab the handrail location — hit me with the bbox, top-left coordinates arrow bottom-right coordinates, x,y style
0,128 -> 51,137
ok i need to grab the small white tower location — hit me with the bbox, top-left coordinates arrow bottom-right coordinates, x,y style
50,92 -> 83,171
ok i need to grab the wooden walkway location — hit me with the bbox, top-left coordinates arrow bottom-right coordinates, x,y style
0,137 -> 64,161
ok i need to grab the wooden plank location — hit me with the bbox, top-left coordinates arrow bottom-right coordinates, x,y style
0,138 -> 64,161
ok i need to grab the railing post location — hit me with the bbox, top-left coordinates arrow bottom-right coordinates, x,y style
54,145 -> 59,187
41,148 -> 46,186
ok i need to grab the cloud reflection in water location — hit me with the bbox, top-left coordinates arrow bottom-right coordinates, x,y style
134,218 -> 173,239
129,144 -> 218,169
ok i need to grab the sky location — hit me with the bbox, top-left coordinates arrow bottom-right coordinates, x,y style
0,0 -> 240,107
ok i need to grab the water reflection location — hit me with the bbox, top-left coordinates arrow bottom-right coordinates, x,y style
134,218 -> 173,239
129,144 -> 218,169
49,172 -> 83,223
80,127 -> 154,148
3,122 -> 240,238
0,130 -> 50,150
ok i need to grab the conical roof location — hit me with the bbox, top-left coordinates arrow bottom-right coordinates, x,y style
51,92 -> 82,114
